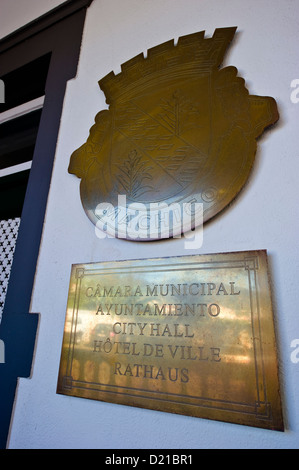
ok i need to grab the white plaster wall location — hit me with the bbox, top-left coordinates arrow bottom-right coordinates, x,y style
0,0 -> 66,39
7,0 -> 299,449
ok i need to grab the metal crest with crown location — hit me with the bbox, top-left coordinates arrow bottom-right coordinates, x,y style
68,27 -> 278,240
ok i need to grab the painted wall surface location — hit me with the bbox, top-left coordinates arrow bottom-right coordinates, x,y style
7,0 -> 299,449
0,0 -> 65,39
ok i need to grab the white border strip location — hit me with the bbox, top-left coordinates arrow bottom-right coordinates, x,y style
0,96 -> 44,124
0,161 -> 32,178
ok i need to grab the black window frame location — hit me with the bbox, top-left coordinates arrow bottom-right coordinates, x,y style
0,0 -> 94,448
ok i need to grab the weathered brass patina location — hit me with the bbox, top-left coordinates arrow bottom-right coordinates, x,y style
57,251 -> 283,430
68,27 -> 278,240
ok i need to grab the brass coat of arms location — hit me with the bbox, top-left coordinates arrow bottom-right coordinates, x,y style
69,27 -> 278,240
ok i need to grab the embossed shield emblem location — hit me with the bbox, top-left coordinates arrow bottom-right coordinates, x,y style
69,27 -> 278,240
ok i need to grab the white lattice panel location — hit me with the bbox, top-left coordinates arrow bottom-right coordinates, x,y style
0,217 -> 20,322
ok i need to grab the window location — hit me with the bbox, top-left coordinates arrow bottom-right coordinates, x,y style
0,54 -> 50,321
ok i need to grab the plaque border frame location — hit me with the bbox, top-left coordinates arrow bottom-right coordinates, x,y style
57,251 -> 283,430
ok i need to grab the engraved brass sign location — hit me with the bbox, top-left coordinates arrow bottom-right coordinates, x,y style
57,251 -> 283,430
68,28 -> 278,239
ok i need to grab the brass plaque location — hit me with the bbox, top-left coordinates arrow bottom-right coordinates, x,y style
57,251 -> 283,431
68,28 -> 278,240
